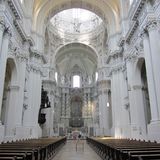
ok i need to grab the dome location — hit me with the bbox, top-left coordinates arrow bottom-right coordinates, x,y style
50,8 -> 103,35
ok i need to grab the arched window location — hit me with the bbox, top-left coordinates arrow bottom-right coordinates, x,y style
130,0 -> 133,5
55,72 -> 58,82
73,75 -> 80,88
95,72 -> 98,81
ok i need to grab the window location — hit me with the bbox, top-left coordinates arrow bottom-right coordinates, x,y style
73,75 -> 80,88
88,77 -> 92,84
55,72 -> 58,82
130,0 -> 133,5
107,102 -> 110,107
95,72 -> 98,81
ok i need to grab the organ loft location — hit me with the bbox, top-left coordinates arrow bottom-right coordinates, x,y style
0,0 -> 160,160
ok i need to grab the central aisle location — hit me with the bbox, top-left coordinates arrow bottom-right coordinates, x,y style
53,140 -> 102,160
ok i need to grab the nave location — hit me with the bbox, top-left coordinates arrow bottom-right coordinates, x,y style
53,140 -> 101,160
0,136 -> 160,160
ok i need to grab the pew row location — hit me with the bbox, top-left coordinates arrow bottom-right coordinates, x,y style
0,137 -> 66,160
87,137 -> 160,160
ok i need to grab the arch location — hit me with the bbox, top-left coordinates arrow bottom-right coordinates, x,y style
6,58 -> 18,85
134,57 -> 145,85
50,42 -> 98,72
73,75 -> 80,88
54,42 -> 98,77
134,57 -> 151,131
55,42 -> 99,60
1,58 -> 18,129
32,0 -> 120,36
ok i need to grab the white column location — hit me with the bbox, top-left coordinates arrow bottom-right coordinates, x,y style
5,85 -> 19,138
104,89 -> 111,135
62,93 -> 65,116
0,20 -> 5,54
111,72 -> 116,135
98,90 -> 104,136
113,70 -> 127,138
31,70 -> 42,138
35,72 -> 42,138
118,70 -> 130,138
0,29 -> 11,124
88,92 -> 91,116
66,92 -> 70,117
15,59 -> 27,126
98,80 -> 110,136
141,30 -> 159,122
127,56 -> 147,139
146,21 -> 160,119
126,59 -> 140,138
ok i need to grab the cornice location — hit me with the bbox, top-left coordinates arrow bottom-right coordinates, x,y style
6,0 -> 35,49
118,37 -> 125,47
106,47 -> 123,64
130,0 -> 146,21
13,20 -> 25,41
7,0 -> 22,20
13,19 -> 34,46
126,21 -> 139,43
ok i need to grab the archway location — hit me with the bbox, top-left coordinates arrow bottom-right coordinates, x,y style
141,62 -> 151,124
134,57 -> 151,137
1,58 -> 18,136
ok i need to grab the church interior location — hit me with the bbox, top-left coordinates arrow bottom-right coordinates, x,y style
0,0 -> 160,159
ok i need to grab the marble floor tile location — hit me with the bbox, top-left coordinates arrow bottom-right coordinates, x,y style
53,140 -> 101,160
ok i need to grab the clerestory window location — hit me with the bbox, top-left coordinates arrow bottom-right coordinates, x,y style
73,75 -> 80,88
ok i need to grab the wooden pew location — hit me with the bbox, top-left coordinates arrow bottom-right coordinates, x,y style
87,137 -> 160,160
0,157 -> 16,160
0,153 -> 25,159
0,137 -> 66,160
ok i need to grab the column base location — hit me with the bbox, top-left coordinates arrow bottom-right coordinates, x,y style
130,124 -> 147,140
148,120 -> 160,142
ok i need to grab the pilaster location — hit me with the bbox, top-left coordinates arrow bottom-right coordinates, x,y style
0,28 -> 12,124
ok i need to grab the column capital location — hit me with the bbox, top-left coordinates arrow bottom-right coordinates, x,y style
4,27 -> 12,37
140,29 -> 148,39
0,20 -> 5,32
145,20 -> 158,32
